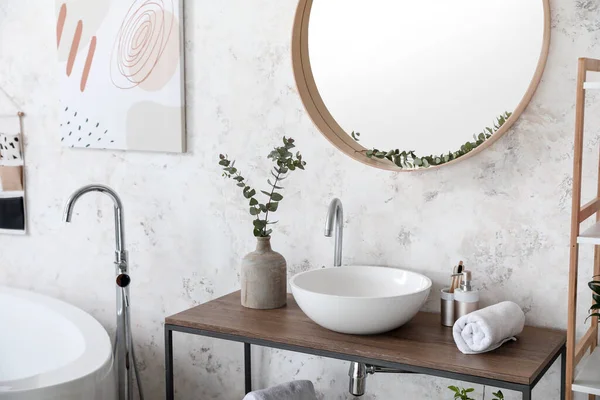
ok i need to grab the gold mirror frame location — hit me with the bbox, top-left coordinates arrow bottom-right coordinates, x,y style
291,0 -> 551,171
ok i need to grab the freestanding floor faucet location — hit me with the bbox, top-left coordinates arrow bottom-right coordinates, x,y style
324,198 -> 343,267
64,184 -> 143,400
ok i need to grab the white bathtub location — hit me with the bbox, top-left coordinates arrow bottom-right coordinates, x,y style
0,286 -> 116,400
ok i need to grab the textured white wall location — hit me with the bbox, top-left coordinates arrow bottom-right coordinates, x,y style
0,1 -> 599,399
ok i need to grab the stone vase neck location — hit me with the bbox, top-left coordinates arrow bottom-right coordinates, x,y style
255,236 -> 272,252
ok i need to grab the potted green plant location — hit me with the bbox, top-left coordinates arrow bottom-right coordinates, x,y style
587,278 -> 600,321
219,137 -> 306,309
448,386 -> 504,400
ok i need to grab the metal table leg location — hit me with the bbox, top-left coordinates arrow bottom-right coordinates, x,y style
165,326 -> 174,400
522,387 -> 532,400
561,345 -> 566,400
245,343 -> 252,394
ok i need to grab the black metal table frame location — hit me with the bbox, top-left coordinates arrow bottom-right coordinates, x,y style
165,324 -> 566,400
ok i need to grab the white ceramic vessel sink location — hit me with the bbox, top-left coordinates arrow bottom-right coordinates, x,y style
290,266 -> 432,335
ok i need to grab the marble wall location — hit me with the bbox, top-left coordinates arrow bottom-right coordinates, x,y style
1,0 -> 599,399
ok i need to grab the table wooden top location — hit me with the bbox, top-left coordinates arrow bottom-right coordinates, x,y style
166,291 -> 565,385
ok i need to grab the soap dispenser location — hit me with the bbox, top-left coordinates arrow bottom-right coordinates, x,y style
453,270 -> 479,320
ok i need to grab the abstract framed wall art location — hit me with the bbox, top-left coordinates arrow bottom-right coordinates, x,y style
56,0 -> 186,153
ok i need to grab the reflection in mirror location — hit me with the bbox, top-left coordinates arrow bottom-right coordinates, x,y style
295,0 -> 549,169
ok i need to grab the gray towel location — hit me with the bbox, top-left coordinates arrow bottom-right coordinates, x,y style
242,380 -> 317,400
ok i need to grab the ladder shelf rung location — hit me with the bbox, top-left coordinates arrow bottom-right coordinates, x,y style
580,197 -> 600,223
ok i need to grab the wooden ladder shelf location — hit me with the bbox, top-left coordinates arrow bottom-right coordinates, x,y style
567,57 -> 600,399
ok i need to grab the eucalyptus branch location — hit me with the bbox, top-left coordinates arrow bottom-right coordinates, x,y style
219,137 -> 306,237
263,170 -> 281,226
352,112 -> 512,169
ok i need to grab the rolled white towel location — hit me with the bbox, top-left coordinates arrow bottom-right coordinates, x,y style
453,301 -> 525,354
242,380 -> 317,400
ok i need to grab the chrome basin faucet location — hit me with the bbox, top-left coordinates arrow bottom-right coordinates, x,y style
64,184 -> 142,400
324,198 -> 343,267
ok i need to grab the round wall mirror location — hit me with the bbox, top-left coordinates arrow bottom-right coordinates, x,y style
292,0 -> 550,170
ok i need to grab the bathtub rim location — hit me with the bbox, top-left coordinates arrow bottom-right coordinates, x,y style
0,285 -> 114,395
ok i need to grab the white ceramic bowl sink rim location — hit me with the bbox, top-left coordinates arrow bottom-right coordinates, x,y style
290,265 -> 433,300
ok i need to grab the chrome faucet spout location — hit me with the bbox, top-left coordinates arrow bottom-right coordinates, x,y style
64,184 -> 127,263
324,198 -> 343,267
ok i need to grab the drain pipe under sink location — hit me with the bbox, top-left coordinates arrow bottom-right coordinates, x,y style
348,362 -> 414,396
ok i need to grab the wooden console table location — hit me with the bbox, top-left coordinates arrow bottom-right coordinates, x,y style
165,291 -> 566,400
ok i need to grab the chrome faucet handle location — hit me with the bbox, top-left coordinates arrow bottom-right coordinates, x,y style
115,250 -> 128,271
116,273 -> 131,288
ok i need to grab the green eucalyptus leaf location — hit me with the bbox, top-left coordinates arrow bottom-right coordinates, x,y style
253,219 -> 267,228
267,179 -> 284,189
249,207 -> 260,216
271,192 -> 283,201
249,198 -> 258,206
267,202 -> 279,212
